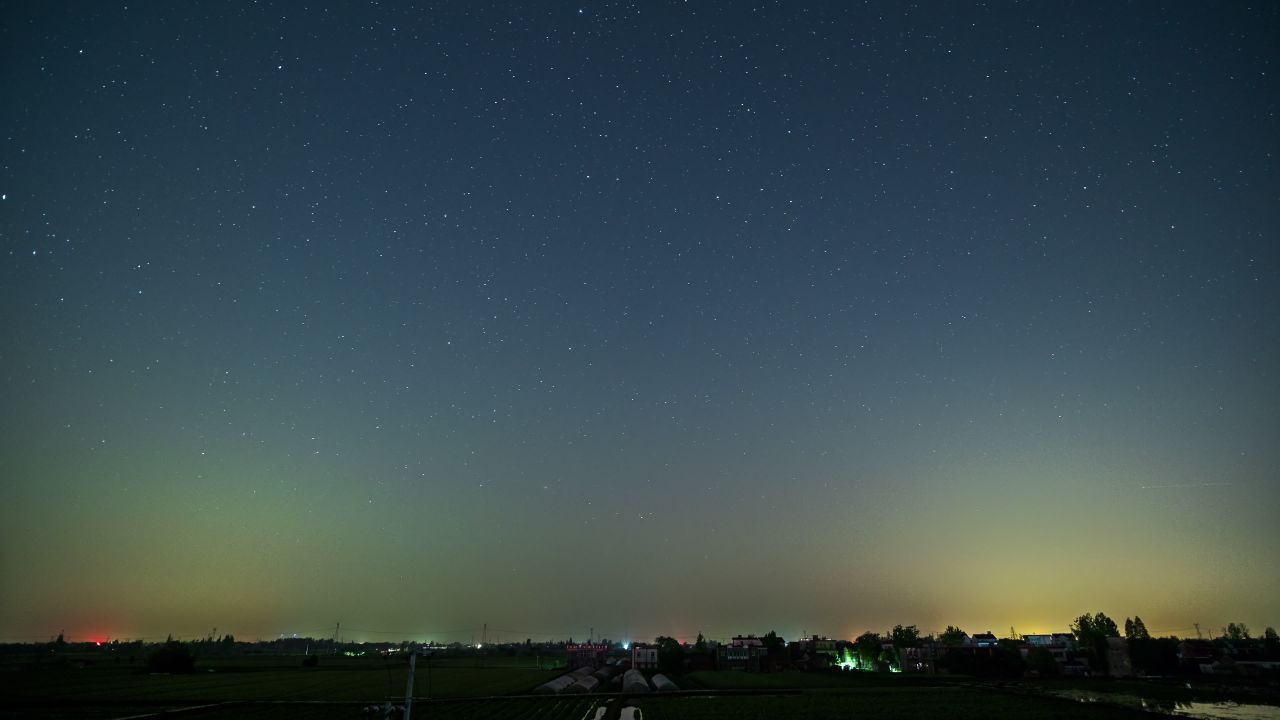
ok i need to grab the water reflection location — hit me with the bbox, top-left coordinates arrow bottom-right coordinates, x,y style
1143,699 -> 1280,720
1042,689 -> 1280,719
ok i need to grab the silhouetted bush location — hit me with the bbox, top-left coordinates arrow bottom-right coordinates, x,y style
302,653 -> 320,667
1026,647 -> 1060,676
1129,638 -> 1180,675
147,639 -> 195,673
939,642 -> 1026,678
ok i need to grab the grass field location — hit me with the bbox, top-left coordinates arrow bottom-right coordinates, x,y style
6,654 -> 1278,719
195,697 -> 607,720
1,654 -> 563,704
0,690 -> 1157,720
678,669 -> 942,690
0,698 -> 606,720
2,664 -> 564,702
634,687 -> 1154,719
0,652 -> 575,718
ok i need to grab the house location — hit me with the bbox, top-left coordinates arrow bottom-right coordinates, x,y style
1177,640 -> 1216,669
793,636 -> 837,671
1024,633 -> 1075,649
897,645 -> 933,673
631,643 -> 659,670
566,643 -> 609,670
1022,633 -> 1075,665
717,635 -> 768,671
932,634 -> 1007,674
971,632 -> 999,648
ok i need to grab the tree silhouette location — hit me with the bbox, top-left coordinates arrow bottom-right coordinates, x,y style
1225,623 -> 1251,641
761,631 -> 784,656
889,625 -> 920,648
147,639 -> 196,673
1124,616 -> 1150,640
939,626 -> 966,646
854,632 -> 883,669
654,636 -> 685,675
1072,612 -> 1119,674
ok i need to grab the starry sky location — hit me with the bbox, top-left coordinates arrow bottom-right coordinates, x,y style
1,1 -> 1277,645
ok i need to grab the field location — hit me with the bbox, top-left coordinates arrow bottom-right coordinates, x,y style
196,697 -> 607,720
0,652 -> 571,719
637,672 -> 1280,720
2,660 -> 562,701
633,687 -> 1155,719
678,669 -> 941,690
0,698 -> 607,720
6,653 -> 1279,719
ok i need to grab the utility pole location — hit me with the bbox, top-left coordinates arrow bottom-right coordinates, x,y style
403,650 -> 417,720
1194,623 -> 1202,639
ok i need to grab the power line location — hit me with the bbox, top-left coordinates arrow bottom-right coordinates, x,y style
341,627 -> 478,637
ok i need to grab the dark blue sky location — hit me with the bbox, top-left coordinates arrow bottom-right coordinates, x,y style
1,1 -> 1277,643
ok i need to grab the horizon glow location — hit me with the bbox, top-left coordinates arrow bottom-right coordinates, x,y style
1,2 -> 1277,644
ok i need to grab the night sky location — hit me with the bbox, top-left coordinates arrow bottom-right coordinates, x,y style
2,2 -> 1277,645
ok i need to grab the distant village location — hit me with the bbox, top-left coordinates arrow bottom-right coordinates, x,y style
527,615 -> 1280,694
15,612 -> 1277,693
